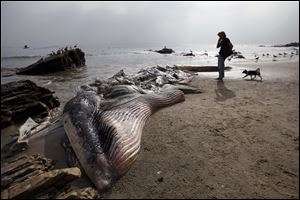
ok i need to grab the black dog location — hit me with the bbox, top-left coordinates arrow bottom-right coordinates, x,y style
242,68 -> 262,81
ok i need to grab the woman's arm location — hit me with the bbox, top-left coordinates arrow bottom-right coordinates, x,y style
217,38 -> 222,48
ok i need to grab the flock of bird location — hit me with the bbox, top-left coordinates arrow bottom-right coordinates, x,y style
254,50 -> 298,62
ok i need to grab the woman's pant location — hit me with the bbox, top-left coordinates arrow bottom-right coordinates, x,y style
218,55 -> 225,78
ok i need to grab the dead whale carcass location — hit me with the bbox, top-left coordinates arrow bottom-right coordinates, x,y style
88,66 -> 200,95
62,88 -> 185,191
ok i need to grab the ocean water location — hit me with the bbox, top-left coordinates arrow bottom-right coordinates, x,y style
1,44 -> 299,106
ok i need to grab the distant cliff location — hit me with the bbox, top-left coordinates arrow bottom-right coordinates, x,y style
272,42 -> 299,47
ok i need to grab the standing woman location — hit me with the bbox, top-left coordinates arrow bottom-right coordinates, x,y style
216,31 -> 233,80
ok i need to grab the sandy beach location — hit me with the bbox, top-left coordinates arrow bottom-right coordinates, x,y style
1,61 -> 299,199
104,61 -> 299,199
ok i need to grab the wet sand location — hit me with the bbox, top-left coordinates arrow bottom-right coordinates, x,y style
1,61 -> 299,198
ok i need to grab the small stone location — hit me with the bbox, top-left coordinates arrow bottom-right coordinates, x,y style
157,177 -> 164,182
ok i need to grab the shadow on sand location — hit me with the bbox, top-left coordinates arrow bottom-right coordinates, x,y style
215,80 -> 236,102
243,78 -> 263,82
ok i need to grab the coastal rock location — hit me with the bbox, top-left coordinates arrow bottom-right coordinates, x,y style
155,46 -> 175,54
16,48 -> 85,75
231,50 -> 245,59
1,154 -> 81,199
2,168 -> 81,199
1,80 -> 60,129
1,154 -> 54,191
183,52 -> 195,56
183,50 -> 195,56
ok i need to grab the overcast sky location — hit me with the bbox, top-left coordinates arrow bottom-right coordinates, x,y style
1,1 -> 299,48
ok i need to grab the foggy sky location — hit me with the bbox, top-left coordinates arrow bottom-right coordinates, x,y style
1,1 -> 299,48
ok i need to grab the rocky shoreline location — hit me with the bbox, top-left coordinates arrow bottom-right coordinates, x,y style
1,80 -> 60,129
1,154 -> 100,199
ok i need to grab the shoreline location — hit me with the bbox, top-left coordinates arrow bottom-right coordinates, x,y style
194,59 -> 299,81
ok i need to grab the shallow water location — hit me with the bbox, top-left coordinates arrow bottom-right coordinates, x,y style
1,44 -> 299,106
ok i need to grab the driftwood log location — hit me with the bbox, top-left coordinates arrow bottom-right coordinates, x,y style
16,48 -> 85,75
1,80 -> 60,129
176,66 -> 232,72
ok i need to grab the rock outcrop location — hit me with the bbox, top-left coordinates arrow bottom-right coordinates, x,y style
1,80 -> 60,129
1,154 -> 100,199
16,48 -> 85,75
183,51 -> 195,56
231,50 -> 245,59
155,46 -> 175,54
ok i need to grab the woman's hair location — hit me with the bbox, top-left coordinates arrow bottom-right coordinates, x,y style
218,31 -> 226,38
